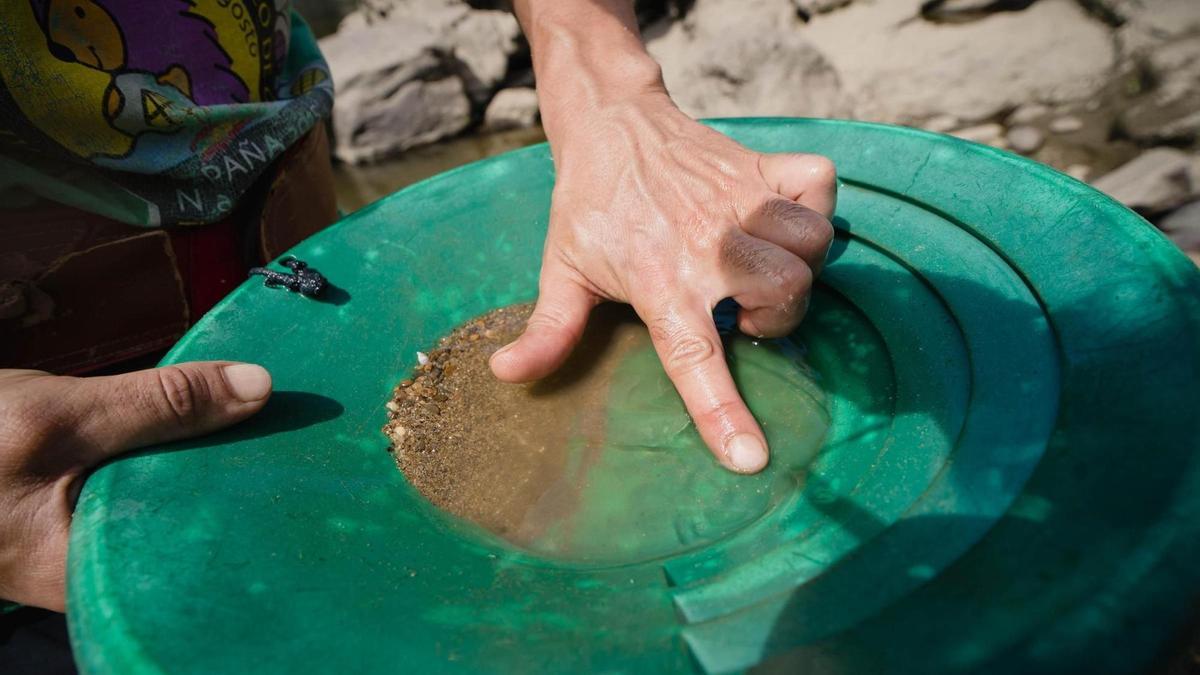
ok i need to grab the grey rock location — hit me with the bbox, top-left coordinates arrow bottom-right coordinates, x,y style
321,21 -> 471,163
1117,35 -> 1200,143
1048,115 -> 1083,134
1157,200 -> 1200,250
952,123 -> 1007,147
1110,0 -> 1200,57
794,0 -> 854,17
1107,0 -> 1200,143
1006,124 -> 1044,154
922,114 -> 961,133
339,2 -> 520,101
803,0 -> 1115,124
484,87 -> 540,131
920,0 -> 1041,24
646,0 -> 850,119
320,0 -> 521,162
446,10 -> 523,100
1007,102 -> 1049,126
1066,164 -> 1091,182
1091,148 -> 1200,213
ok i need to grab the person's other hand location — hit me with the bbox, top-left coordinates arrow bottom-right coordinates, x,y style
0,362 -> 271,610
490,91 -> 836,474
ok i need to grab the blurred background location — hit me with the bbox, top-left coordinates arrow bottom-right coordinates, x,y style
298,0 -> 1200,266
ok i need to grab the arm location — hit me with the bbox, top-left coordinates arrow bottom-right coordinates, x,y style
493,0 -> 837,473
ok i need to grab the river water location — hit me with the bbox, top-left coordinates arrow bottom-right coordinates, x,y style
332,126 -> 548,213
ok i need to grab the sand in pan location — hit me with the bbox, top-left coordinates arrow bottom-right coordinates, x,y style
383,303 -> 831,562
383,303 -> 651,547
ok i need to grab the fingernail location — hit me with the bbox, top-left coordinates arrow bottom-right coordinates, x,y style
223,364 -> 272,402
725,433 -> 768,473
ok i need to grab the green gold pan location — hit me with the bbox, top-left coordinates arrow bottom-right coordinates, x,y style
67,119 -> 1200,674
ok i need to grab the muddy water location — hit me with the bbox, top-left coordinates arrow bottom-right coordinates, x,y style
333,127 -> 547,213
386,303 -> 831,566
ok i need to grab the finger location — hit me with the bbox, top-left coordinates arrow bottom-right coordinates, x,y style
68,361 -> 272,457
741,197 -> 835,274
757,152 -> 838,217
491,264 -> 597,383
720,230 -> 814,338
640,298 -> 769,473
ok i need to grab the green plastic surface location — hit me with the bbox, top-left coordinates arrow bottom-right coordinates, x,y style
67,119 -> 1200,674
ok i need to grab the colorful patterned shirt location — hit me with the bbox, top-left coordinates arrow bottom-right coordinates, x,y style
0,0 -> 334,226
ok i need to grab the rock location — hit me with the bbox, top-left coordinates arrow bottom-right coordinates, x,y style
1109,0 -> 1200,57
1007,102 -> 1049,125
794,0 -> 854,18
1048,115 -> 1083,134
1157,200 -> 1200,251
1117,35 -> 1200,143
922,114 -> 961,133
1090,148 -> 1200,214
320,0 -> 521,162
484,87 -> 540,131
803,0 -> 1115,124
321,21 -> 471,163
951,123 -> 1007,147
645,0 -> 850,119
1006,125 -> 1044,154
1106,0 -> 1200,143
445,10 -> 523,100
920,0 -> 1041,24
341,2 -> 521,100
1066,164 -> 1091,182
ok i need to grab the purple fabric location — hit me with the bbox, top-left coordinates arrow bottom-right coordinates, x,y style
30,0 -> 250,105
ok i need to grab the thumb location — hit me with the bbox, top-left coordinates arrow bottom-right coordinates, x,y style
69,361 -> 272,458
491,267 -> 596,383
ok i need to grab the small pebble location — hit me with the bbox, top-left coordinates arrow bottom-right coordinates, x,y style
386,401 -> 400,412
417,351 -> 429,366
923,114 -> 959,133
1006,103 -> 1048,126
1049,116 -> 1083,134
951,123 -> 1006,148
1006,125 -> 1044,155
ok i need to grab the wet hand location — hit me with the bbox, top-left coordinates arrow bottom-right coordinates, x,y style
490,92 -> 836,474
0,362 -> 271,610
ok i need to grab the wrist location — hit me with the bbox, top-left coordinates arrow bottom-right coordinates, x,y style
523,8 -> 667,139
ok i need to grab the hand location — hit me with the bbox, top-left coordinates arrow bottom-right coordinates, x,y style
0,362 -> 271,610
490,90 -> 836,473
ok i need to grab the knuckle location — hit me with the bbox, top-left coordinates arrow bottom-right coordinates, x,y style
759,197 -> 796,225
803,214 -> 835,260
812,215 -> 835,247
527,308 -> 570,331
775,260 -> 813,295
696,397 -> 743,428
804,154 -> 838,186
661,331 -> 718,374
0,405 -> 57,457
153,367 -> 207,426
